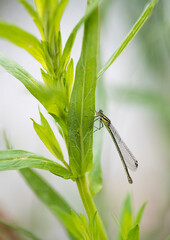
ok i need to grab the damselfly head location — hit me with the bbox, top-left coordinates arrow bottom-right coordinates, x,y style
99,109 -> 103,114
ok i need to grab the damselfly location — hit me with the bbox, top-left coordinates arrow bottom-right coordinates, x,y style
94,109 -> 138,184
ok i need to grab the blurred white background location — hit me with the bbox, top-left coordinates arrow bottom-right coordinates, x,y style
0,0 -> 170,239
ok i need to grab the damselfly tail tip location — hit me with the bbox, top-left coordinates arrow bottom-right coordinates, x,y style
135,161 -> 138,168
128,177 -> 133,184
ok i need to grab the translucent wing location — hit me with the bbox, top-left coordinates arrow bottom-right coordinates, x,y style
109,123 -> 138,171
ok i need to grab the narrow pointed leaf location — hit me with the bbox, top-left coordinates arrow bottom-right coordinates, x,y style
0,219 -> 41,240
134,202 -> 147,225
51,207 -> 85,240
126,225 -> 139,240
18,0 -> 44,39
50,0 -> 59,12
32,111 -> 68,168
41,68 -> 54,86
119,194 -> 133,239
0,150 -> 73,179
98,0 -> 159,80
0,22 -> 46,68
49,0 -> 69,43
34,0 -> 46,19
58,0 -> 101,78
0,53 -> 46,103
0,53 -> 68,133
20,168 -> 76,240
68,6 -> 99,176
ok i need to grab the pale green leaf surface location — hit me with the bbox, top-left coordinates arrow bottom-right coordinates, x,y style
126,225 -> 139,240
58,0 -> 101,78
20,168 -> 71,213
90,212 -> 98,240
119,194 -> 133,239
0,53 -> 68,133
0,53 -> 46,103
0,150 -> 73,179
68,7 -> 99,177
51,207 -> 86,240
0,219 -> 41,240
41,41 -> 55,75
34,0 -> 46,19
98,0 -> 159,80
20,169 -> 76,240
57,31 -> 63,67
88,129 -> 103,195
134,202 -> 147,225
66,58 -> 74,101
41,68 -> 54,86
3,131 -> 13,150
165,236 -> 170,240
88,77 -> 106,195
50,0 -> 59,12
18,0 -> 44,38
32,112 -> 64,163
0,22 -> 46,68
49,0 -> 69,43
88,139 -> 102,195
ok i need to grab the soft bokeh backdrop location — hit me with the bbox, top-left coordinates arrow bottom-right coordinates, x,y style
0,0 -> 170,239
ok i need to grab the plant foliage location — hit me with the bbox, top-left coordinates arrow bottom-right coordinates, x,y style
0,0 -> 159,238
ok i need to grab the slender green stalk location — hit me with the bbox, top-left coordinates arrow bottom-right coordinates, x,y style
76,175 -> 108,240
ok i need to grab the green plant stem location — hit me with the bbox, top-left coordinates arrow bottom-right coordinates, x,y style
76,175 -> 107,240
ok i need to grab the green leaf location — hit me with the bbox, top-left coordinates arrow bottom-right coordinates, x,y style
0,22 -> 46,68
51,208 -> 86,240
32,111 -> 70,169
88,76 -> 106,195
89,212 -> 99,240
0,219 -> 41,240
3,131 -> 13,150
49,0 -> 69,44
41,41 -> 55,76
41,68 -> 54,87
98,0 -> 159,80
68,6 -> 99,176
0,52 -> 46,103
66,58 -> 74,102
0,53 -> 68,137
134,202 -> 147,225
18,0 -> 44,39
20,169 -> 76,240
165,236 -> 170,240
58,0 -> 101,78
34,0 -> 46,20
0,150 -> 73,179
49,0 -> 59,13
119,194 -> 133,239
88,133 -> 103,195
126,225 -> 139,240
20,168 -> 71,213
48,0 -> 69,73
34,0 -> 59,21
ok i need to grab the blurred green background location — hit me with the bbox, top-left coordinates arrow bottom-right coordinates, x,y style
0,0 -> 170,239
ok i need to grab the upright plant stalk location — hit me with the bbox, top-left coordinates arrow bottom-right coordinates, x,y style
76,175 -> 108,239
67,0 -> 108,237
